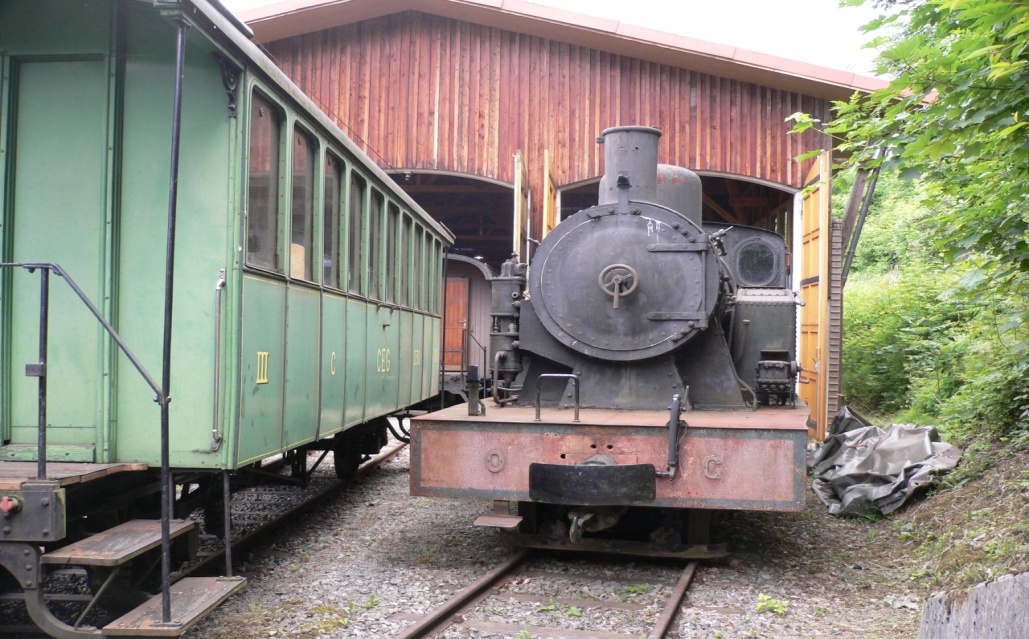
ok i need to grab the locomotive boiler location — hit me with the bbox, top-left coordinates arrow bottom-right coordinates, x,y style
411,126 -> 807,557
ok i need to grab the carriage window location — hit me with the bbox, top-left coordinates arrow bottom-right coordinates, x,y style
414,225 -> 424,309
246,94 -> 281,272
427,241 -> 436,314
348,173 -> 366,294
400,215 -> 411,307
290,128 -> 316,281
433,239 -> 443,314
385,203 -> 399,303
424,232 -> 434,312
368,189 -> 383,300
323,154 -> 342,289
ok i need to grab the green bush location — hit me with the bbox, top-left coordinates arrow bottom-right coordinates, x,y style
841,175 -> 1029,445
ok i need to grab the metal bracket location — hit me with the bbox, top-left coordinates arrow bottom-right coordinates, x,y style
657,393 -> 686,479
213,53 -> 241,118
647,238 -> 708,252
1,481 -> 66,542
646,312 -> 708,324
0,542 -> 39,589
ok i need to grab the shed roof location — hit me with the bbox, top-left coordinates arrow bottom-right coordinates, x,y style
238,0 -> 886,102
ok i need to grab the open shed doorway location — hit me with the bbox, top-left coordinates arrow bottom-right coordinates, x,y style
389,171 -> 514,271
560,174 -> 794,234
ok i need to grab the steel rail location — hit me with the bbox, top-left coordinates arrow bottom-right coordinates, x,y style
393,550 -> 532,639
393,551 -> 698,639
181,441 -> 408,579
648,561 -> 698,639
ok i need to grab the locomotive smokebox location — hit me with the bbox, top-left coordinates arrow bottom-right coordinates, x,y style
598,126 -> 662,205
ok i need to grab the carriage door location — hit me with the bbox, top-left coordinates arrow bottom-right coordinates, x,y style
2,59 -> 109,460
797,152 -> 831,440
443,278 -> 470,376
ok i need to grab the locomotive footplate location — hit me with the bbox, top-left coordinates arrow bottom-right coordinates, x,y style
529,462 -> 656,505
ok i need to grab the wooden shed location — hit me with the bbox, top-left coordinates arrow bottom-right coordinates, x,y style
239,0 -> 884,437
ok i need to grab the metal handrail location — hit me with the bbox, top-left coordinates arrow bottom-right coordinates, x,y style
2,262 -> 164,397
534,374 -> 580,422
0,262 -> 166,481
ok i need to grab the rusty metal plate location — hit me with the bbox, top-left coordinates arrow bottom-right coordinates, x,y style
529,462 -> 656,505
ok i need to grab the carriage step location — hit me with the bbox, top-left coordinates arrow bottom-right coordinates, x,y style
42,520 -> 194,567
474,514 -> 523,529
103,576 -> 246,636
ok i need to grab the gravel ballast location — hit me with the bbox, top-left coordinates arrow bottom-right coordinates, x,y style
184,445 -> 921,639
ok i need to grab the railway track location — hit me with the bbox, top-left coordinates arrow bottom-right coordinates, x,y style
390,550 -> 699,639
184,439 -> 408,579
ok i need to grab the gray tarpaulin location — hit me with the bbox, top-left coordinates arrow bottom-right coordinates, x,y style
809,407 -> 962,516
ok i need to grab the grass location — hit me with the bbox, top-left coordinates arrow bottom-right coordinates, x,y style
876,446 -> 1029,591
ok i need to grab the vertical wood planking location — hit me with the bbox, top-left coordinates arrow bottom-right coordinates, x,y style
267,11 -> 830,232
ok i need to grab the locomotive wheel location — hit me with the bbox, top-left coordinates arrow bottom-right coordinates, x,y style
333,435 -> 362,487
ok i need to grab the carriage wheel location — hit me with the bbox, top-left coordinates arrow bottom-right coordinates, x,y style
333,436 -> 362,487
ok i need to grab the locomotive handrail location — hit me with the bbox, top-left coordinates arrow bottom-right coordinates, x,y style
0,262 -> 165,481
534,374 -> 580,423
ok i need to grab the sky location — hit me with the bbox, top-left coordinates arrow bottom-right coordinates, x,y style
219,0 -> 883,76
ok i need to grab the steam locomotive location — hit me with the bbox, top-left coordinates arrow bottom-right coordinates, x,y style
411,126 -> 808,557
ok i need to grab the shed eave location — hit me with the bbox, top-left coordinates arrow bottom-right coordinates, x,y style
239,0 -> 886,101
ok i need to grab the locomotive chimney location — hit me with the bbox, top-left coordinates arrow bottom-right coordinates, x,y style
597,126 -> 661,205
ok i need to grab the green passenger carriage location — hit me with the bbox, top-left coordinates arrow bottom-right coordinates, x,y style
0,0 -> 453,635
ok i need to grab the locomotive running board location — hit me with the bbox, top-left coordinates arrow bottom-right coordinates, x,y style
529,462 -> 657,506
